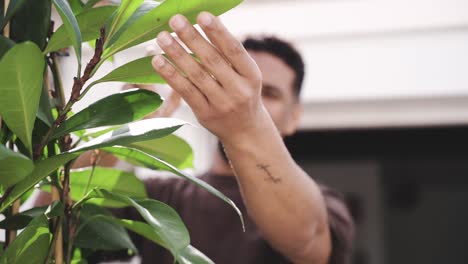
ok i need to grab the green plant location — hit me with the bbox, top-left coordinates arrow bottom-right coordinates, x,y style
0,0 -> 243,263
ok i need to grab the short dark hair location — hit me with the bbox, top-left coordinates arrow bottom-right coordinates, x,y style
242,36 -> 305,98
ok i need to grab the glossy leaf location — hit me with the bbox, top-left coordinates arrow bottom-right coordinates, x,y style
129,134 -> 193,169
103,146 -> 244,229
69,167 -> 147,207
91,56 -> 165,86
53,89 -> 163,139
68,0 -> 84,14
105,0 -> 160,47
115,219 -> 213,264
0,42 -> 45,152
45,200 -> 65,218
69,118 -> 187,153
79,189 -> 190,256
104,0 -> 243,56
105,0 -> 144,43
0,153 -> 77,213
37,83 -> 54,127
0,215 -> 51,264
0,35 -> 14,59
53,0 -> 82,69
0,144 -> 34,187
45,6 -> 117,54
9,0 -> 51,50
0,206 -> 47,230
1,0 -> 28,28
177,246 -> 215,264
75,204 -> 136,251
0,119 -> 187,213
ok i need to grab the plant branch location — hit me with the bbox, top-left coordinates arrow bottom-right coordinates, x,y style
34,27 -> 106,160
45,215 -> 62,264
3,0 -> 10,37
83,150 -> 100,196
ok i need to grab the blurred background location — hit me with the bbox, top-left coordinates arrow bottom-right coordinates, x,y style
56,0 -> 468,263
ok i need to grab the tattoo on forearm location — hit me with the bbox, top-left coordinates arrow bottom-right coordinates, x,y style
256,164 -> 281,183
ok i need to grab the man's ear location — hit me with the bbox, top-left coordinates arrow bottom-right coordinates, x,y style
284,103 -> 303,136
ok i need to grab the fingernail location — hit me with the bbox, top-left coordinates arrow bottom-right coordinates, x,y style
198,12 -> 213,27
170,15 -> 186,31
157,32 -> 172,46
153,55 -> 166,68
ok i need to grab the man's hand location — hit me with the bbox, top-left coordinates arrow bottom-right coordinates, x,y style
152,12 -> 333,264
152,12 -> 269,144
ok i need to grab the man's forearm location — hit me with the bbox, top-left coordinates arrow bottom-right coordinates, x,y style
222,115 -> 331,263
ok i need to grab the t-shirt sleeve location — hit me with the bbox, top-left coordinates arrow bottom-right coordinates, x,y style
320,185 -> 355,264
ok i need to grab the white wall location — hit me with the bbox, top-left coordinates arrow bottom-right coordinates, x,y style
222,0 -> 468,129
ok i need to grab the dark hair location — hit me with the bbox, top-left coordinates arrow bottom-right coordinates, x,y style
242,36 -> 305,98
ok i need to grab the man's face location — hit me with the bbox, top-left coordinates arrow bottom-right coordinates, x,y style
248,51 -> 302,137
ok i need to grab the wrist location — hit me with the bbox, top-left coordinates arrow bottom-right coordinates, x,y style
220,108 -> 281,151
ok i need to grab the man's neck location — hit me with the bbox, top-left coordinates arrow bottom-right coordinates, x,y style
209,149 -> 235,177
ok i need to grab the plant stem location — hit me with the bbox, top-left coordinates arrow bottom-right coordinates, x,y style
45,215 -> 62,264
3,0 -> 10,36
51,187 -> 63,264
83,150 -> 100,196
7,201 -> 19,241
34,26 -> 107,159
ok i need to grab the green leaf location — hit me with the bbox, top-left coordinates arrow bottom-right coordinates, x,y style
1,0 -> 28,29
104,0 -> 243,57
0,215 -> 51,264
53,0 -> 82,72
69,118 -> 187,153
79,189 -> 190,256
105,0 -> 160,47
0,118 -> 187,213
53,89 -> 163,139
177,245 -> 215,264
103,146 -> 244,229
0,144 -> 34,187
45,200 -> 65,218
69,167 -> 147,207
0,35 -> 14,60
68,0 -> 84,15
37,83 -> 54,127
45,6 -> 117,54
115,220 -> 214,264
75,204 -> 136,251
105,0 -> 144,44
71,248 -> 89,264
0,153 -> 77,213
129,134 -> 193,169
0,42 -> 45,153
92,56 -> 165,86
0,206 -> 47,230
9,0 -> 51,50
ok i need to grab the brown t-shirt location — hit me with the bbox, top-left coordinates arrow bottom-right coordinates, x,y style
91,173 -> 354,264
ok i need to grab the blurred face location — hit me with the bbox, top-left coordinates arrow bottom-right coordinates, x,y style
248,51 -> 302,137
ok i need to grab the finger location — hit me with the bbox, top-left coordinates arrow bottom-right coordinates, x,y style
156,30 -> 225,104
168,14 -> 238,87
152,54 -> 207,112
197,12 -> 261,80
